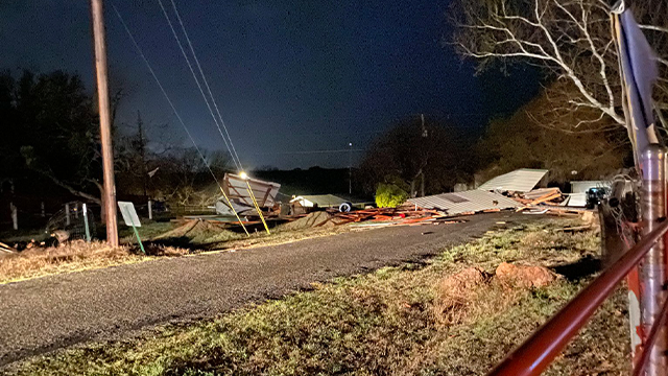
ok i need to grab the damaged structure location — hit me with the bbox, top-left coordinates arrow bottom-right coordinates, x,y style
408,168 -> 588,217
407,190 -> 520,216
215,173 -> 281,216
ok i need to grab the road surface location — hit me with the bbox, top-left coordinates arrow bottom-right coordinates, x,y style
0,212 -> 518,367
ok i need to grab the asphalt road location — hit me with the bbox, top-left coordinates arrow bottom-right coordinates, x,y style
0,212 -> 517,367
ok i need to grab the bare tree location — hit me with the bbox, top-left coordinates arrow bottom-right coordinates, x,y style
451,0 -> 668,132
358,116 -> 469,196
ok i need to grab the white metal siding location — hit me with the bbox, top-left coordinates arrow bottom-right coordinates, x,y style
407,190 -> 520,215
478,169 -> 548,192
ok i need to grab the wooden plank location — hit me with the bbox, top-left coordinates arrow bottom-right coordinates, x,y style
0,241 -> 16,253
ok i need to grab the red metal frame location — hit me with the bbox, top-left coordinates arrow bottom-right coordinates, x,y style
487,219 -> 668,376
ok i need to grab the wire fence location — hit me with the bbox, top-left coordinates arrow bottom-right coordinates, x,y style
45,201 -> 96,241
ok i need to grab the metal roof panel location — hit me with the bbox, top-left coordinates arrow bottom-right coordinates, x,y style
478,168 -> 549,192
407,190 -> 520,215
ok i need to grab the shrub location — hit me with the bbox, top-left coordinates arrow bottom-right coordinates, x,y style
375,183 -> 408,208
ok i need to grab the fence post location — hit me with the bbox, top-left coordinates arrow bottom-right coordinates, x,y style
82,203 -> 91,242
65,203 -> 70,226
10,202 -> 17,230
640,145 -> 668,374
148,199 -> 153,220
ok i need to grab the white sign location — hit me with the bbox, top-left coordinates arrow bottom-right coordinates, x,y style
118,201 -> 142,227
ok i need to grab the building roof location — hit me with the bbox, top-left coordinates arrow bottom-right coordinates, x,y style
407,190 -> 520,215
478,168 -> 548,192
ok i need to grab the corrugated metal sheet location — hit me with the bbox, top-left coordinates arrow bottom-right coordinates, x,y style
478,168 -> 548,192
407,190 -> 520,215
566,193 -> 587,207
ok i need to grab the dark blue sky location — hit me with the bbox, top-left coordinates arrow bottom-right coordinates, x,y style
0,0 -> 540,169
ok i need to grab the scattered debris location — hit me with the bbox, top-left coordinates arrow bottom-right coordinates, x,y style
407,190 -> 520,216
0,241 -> 16,254
560,225 -> 592,233
51,230 -> 70,245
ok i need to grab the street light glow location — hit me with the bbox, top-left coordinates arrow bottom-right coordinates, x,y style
239,171 -> 248,180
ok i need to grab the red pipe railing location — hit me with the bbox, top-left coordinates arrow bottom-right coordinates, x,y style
487,219 -> 668,376
632,296 -> 668,376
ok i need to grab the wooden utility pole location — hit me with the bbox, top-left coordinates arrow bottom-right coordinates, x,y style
136,111 -> 148,199
348,142 -> 353,195
91,0 -> 119,246
420,114 -> 427,197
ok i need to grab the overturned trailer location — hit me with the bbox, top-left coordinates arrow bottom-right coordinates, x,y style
215,173 -> 281,216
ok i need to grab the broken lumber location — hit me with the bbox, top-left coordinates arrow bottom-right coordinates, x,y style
0,241 -> 16,253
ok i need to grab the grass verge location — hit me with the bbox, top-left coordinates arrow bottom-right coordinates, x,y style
7,218 -> 630,375
0,222 -> 357,285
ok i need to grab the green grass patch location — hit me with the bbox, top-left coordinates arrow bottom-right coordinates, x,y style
9,218 -> 630,375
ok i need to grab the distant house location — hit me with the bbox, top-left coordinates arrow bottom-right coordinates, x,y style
289,194 -> 348,208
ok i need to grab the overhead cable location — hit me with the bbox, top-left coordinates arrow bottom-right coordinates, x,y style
110,1 -> 250,235
168,0 -> 243,170
156,0 -> 242,171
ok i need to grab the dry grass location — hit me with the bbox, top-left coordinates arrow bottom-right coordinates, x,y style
0,241 -> 189,284
8,217 -> 630,376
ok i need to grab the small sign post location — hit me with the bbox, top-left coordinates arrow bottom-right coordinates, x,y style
117,201 -> 145,254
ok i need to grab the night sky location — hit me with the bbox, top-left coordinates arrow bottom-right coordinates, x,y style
0,0 -> 540,169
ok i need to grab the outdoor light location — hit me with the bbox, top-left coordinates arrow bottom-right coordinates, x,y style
239,171 -> 248,180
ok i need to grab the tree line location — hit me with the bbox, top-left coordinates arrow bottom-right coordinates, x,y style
0,70 -> 230,216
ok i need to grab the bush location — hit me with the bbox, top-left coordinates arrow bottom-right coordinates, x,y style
375,183 -> 408,208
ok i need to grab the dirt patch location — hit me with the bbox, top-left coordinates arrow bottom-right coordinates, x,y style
152,220 -> 238,245
278,211 -> 347,231
433,267 -> 490,324
495,262 -> 558,288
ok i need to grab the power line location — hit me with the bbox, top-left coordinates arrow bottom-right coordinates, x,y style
249,149 -> 366,156
111,1 -> 250,235
155,0 -> 241,171
168,0 -> 243,171
156,0 -> 271,234
110,2 -> 220,185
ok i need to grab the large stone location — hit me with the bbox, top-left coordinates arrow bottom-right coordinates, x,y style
495,262 -> 557,288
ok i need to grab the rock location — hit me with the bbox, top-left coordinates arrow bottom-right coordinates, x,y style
495,262 -> 557,288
